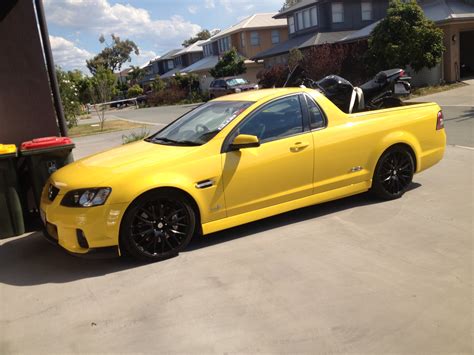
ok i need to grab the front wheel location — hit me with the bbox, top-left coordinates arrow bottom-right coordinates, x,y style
120,190 -> 196,262
371,146 -> 414,200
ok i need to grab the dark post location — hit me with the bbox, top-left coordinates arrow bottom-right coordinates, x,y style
34,0 -> 68,137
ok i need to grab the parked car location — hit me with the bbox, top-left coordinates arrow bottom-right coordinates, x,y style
209,77 -> 258,98
40,88 -> 446,261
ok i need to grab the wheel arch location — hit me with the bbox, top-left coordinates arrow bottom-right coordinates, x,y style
370,131 -> 421,175
119,186 -> 203,240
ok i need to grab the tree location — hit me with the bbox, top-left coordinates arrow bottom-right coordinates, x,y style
55,67 -> 81,128
182,29 -> 212,47
128,65 -> 146,85
365,0 -> 444,73
280,0 -> 302,11
89,66 -> 116,130
301,44 -> 347,80
86,34 -> 139,75
210,48 -> 246,78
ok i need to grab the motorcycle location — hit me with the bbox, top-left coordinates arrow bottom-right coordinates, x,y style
302,69 -> 412,114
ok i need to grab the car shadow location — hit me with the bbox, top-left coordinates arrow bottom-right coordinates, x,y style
0,184 -> 420,287
186,184 -> 420,252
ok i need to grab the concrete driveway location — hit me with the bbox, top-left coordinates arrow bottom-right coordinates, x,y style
409,79 -> 474,147
2,85 -> 473,353
0,146 -> 472,353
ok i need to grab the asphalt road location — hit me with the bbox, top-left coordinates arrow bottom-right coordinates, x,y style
0,146 -> 472,353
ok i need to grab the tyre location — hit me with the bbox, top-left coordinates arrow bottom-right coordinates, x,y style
371,146 -> 414,200
120,190 -> 196,262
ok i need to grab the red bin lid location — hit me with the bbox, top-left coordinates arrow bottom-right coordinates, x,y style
21,136 -> 73,150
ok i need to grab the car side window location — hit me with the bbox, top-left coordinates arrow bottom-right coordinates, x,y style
237,95 -> 304,143
306,96 -> 326,129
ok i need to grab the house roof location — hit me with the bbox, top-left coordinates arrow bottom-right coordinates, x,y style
174,40 -> 206,56
274,0 -> 322,19
337,21 -> 380,43
211,13 -> 287,41
421,0 -> 474,23
158,49 -> 181,61
181,55 -> 219,73
160,66 -> 183,79
252,30 -> 354,59
338,0 -> 474,43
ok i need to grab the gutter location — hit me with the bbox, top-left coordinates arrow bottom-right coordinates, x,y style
34,0 -> 68,137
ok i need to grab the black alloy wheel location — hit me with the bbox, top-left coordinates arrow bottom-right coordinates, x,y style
371,146 -> 414,200
120,190 -> 196,262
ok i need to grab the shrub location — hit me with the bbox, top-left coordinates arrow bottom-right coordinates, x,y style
151,75 -> 165,92
147,86 -> 187,106
122,128 -> 150,144
127,84 -> 143,98
257,64 -> 290,88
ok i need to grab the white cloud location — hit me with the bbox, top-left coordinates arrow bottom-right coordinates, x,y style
187,5 -> 198,14
134,49 -> 158,67
49,35 -> 92,72
204,0 -> 215,9
44,0 -> 201,48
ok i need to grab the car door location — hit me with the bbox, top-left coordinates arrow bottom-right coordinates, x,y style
221,94 -> 314,217
304,94 -> 372,194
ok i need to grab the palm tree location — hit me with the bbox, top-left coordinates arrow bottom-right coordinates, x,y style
128,65 -> 146,86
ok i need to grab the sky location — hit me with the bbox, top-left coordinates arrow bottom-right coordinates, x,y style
44,0 -> 285,74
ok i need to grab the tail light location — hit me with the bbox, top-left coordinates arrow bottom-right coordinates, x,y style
436,110 -> 444,130
400,69 -> 406,77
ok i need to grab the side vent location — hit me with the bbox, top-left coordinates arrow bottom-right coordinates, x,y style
195,180 -> 214,189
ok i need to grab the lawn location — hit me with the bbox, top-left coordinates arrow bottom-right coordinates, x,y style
69,119 -> 149,138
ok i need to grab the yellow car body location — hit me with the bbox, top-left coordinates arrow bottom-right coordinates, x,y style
40,88 -> 446,258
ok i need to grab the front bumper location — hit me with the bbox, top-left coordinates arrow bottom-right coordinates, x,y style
40,183 -> 129,256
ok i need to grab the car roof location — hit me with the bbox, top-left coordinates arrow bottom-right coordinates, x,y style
212,87 -> 319,102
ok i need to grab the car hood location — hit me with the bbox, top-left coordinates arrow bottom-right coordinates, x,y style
51,140 -> 198,190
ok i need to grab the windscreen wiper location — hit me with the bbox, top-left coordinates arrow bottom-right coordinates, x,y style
149,137 -> 200,146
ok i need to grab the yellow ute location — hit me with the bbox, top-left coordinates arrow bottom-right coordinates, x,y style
40,88 -> 446,261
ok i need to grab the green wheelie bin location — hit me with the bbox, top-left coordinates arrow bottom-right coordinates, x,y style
0,144 -> 25,238
20,136 -> 75,210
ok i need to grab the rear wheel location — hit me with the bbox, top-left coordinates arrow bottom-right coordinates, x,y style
120,190 -> 196,262
371,146 -> 414,200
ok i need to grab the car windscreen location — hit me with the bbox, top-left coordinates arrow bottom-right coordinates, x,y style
147,101 -> 253,146
226,78 -> 248,86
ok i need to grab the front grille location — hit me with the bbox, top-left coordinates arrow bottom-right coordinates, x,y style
48,184 -> 60,201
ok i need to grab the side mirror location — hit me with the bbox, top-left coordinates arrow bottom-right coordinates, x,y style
229,134 -> 260,151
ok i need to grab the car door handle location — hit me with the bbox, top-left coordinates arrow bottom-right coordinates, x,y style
290,142 -> 310,152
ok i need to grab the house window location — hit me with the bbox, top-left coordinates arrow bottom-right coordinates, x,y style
361,1 -> 373,21
241,32 -> 246,47
250,31 -> 260,46
295,6 -> 318,30
218,36 -> 231,52
204,44 -> 212,57
168,60 -> 174,69
297,11 -> 303,30
310,7 -> 318,26
271,30 -> 280,44
288,16 -> 295,33
332,2 -> 344,23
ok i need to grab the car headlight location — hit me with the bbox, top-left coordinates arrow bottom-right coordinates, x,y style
61,188 -> 112,207
254,84 -> 259,90
234,88 -> 241,93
